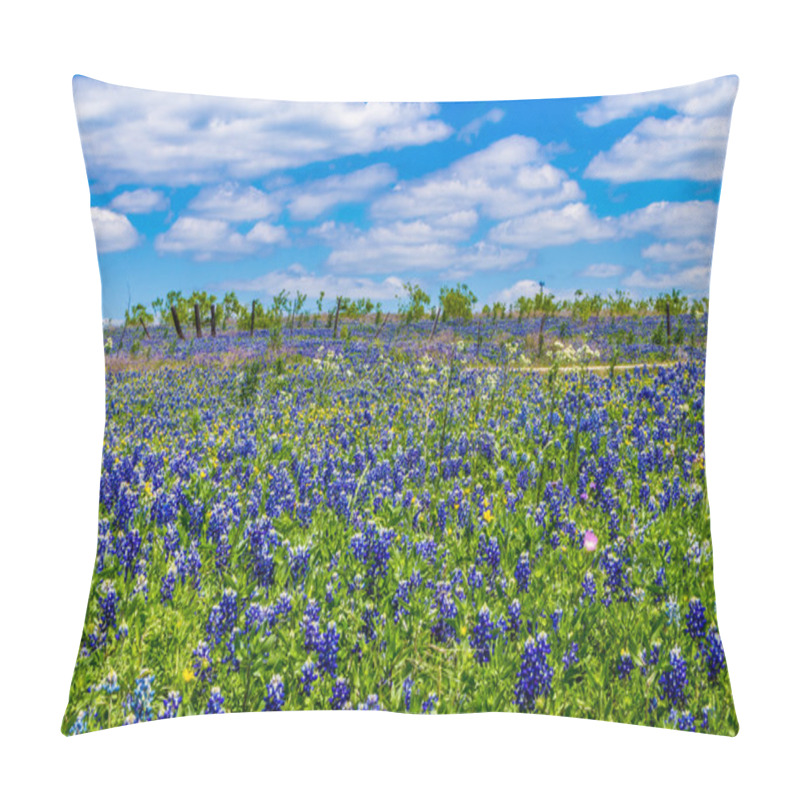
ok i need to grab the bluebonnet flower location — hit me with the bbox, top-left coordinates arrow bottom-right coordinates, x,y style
659,647 -> 689,706
302,603 -> 322,653
192,641 -> 213,683
468,565 -> 484,590
617,651 -> 634,680
263,675 -> 286,711
68,709 -> 91,736
158,691 -> 183,720
421,693 -> 438,714
563,642 -> 579,668
98,580 -> 118,633
515,551 -> 530,593
477,535 -> 501,572
124,674 -> 155,724
581,572 -> 596,604
702,627 -> 727,681
665,596 -> 680,625
329,677 -> 350,710
431,582 -> 458,643
289,545 -> 311,586
514,633 -> 554,712
358,695 -> 382,710
677,712 -> 696,732
205,687 -> 225,714
215,535 -> 231,572
508,598 -> 522,637
469,605 -> 495,665
402,677 -> 414,711
300,659 -> 318,695
684,598 -> 707,640
276,591 -> 293,617
318,621 -> 339,677
206,588 -> 238,645
550,608 -> 563,632
160,564 -> 177,603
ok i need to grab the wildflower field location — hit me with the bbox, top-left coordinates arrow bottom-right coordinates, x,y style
63,308 -> 737,735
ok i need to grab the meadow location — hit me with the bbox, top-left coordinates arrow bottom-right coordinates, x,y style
63,298 -> 737,735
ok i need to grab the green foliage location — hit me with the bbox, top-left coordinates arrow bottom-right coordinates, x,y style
439,283 -> 477,323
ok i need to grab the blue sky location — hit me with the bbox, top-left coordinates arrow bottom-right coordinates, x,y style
74,75 -> 737,320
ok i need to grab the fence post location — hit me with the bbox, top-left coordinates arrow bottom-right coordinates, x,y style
333,297 -> 342,339
666,302 -> 671,342
250,300 -> 256,337
170,306 -> 185,340
193,303 -> 202,338
210,304 -> 217,337
430,307 -> 440,339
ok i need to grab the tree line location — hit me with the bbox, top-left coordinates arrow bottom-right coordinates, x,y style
121,282 -> 707,344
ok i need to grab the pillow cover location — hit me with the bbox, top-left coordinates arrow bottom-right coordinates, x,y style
63,75 -> 738,735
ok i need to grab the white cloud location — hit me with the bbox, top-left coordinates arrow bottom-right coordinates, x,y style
584,114 -> 733,183
489,203 -> 617,248
372,135 -> 583,221
488,199 -> 718,251
641,239 -> 713,263
245,221 -> 288,245
579,75 -> 738,127
622,264 -> 711,293
581,263 -> 624,278
188,183 -> 280,221
73,77 -> 452,189
223,264 -> 406,301
287,164 -> 397,220
109,188 -> 167,214
618,200 -> 718,240
457,108 -> 505,142
316,216 -> 524,274
154,216 -> 286,260
90,207 -> 140,253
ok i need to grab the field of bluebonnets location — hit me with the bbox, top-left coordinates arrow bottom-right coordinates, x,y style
63,289 -> 737,735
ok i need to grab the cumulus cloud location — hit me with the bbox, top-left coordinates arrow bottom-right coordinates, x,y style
488,199 -> 718,251
154,216 -> 286,260
91,207 -> 140,253
223,264 -> 406,301
618,200 -> 718,240
578,75 -> 738,127
372,135 -> 583,221
287,164 -> 397,220
109,188 -> 167,214
641,239 -> 713,263
188,183 -> 280,221
584,115 -> 733,183
73,76 -> 452,189
622,264 -> 711,293
489,203 -> 617,248
581,263 -> 624,278
457,108 -> 505,142
315,216 -> 523,274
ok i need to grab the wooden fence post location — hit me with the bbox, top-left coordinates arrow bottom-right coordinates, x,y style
430,307 -> 440,339
140,320 -> 150,339
193,303 -> 202,338
333,297 -> 342,339
170,306 -> 185,340
250,300 -> 256,337
210,304 -> 217,337
666,302 -> 671,342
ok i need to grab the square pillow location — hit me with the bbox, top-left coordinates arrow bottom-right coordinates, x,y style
63,75 -> 738,735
